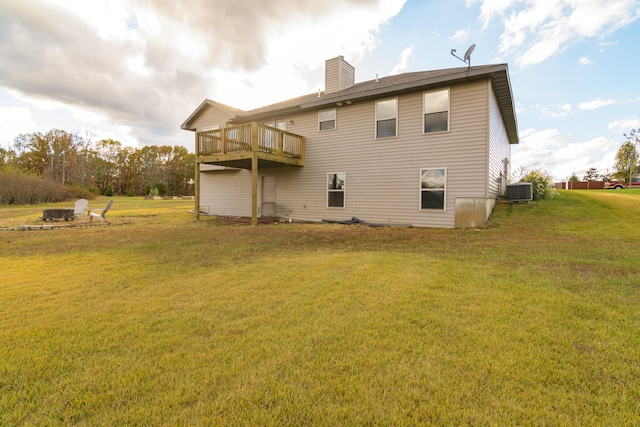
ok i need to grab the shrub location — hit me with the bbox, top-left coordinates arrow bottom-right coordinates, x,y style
65,184 -> 96,201
127,188 -> 135,197
0,170 -> 94,205
104,186 -> 114,196
147,182 -> 168,197
520,168 -> 556,200
154,182 -> 168,196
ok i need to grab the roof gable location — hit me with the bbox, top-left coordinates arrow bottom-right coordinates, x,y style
181,100 -> 246,130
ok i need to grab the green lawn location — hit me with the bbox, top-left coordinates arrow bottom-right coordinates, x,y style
1,192 -> 639,425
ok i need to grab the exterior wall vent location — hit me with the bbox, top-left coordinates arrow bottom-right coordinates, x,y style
506,182 -> 533,202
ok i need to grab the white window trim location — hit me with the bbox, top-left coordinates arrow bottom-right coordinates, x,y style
375,98 -> 398,139
327,172 -> 346,209
318,109 -> 337,132
419,167 -> 447,212
422,88 -> 450,134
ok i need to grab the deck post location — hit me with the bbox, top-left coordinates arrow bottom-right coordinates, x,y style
251,155 -> 258,227
195,133 -> 200,220
251,122 -> 259,227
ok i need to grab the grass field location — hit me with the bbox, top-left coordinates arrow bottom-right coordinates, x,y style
1,191 -> 639,425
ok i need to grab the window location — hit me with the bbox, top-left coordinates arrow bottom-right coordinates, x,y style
376,98 -> 397,138
327,172 -> 345,208
423,89 -> 449,133
263,119 -> 286,150
319,109 -> 336,131
420,168 -> 446,210
226,126 -> 237,140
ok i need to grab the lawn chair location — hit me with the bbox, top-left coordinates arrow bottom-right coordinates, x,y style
73,199 -> 89,220
87,199 -> 113,224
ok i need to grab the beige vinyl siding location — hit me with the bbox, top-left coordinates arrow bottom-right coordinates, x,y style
195,104 -> 244,216
488,82 -> 511,198
198,79 -> 494,227
190,105 -> 231,131
445,81 -> 489,200
262,80 -> 490,228
199,169 -> 253,217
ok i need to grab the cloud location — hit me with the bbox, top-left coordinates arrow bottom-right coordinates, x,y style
468,0 -> 518,29
469,0 -> 640,68
541,103 -> 573,118
0,106 -> 37,146
451,28 -> 470,43
0,0 -> 406,149
620,96 -> 640,106
512,128 -> 618,180
578,98 -> 616,110
597,40 -> 619,53
578,56 -> 592,65
389,45 -> 413,75
608,116 -> 640,134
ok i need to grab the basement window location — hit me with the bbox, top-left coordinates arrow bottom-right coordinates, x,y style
420,168 -> 446,210
327,172 -> 345,208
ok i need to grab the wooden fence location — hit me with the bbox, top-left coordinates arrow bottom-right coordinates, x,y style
555,181 -> 605,190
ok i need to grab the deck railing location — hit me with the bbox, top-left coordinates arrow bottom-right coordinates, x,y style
196,123 -> 304,160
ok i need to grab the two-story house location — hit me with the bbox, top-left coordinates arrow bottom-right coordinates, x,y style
181,56 -> 519,228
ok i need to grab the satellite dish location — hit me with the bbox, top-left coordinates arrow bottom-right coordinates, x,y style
450,43 -> 476,69
463,44 -> 476,62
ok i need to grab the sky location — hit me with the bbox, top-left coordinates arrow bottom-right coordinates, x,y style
1,0 -> 639,182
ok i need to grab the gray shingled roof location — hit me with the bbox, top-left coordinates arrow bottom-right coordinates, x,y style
183,64 -> 519,144
242,64 -> 500,114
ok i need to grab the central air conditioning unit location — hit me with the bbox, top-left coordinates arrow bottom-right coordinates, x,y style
506,182 -> 533,202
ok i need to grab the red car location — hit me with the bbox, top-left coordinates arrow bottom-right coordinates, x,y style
604,176 -> 640,189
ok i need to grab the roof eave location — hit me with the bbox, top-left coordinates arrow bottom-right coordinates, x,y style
300,64 -> 508,108
490,65 -> 519,145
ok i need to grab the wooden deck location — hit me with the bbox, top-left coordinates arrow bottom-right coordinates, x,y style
195,122 -> 304,169
194,122 -> 305,226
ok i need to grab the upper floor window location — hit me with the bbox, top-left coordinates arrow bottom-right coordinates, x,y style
319,109 -> 336,131
423,89 -> 449,133
376,98 -> 397,138
263,119 -> 286,149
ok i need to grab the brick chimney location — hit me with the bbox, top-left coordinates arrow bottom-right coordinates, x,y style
325,56 -> 355,94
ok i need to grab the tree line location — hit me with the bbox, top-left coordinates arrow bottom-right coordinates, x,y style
568,129 -> 639,184
0,129 -> 195,197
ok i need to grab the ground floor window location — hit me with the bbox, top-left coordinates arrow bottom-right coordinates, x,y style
327,172 -> 345,208
420,168 -> 446,210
